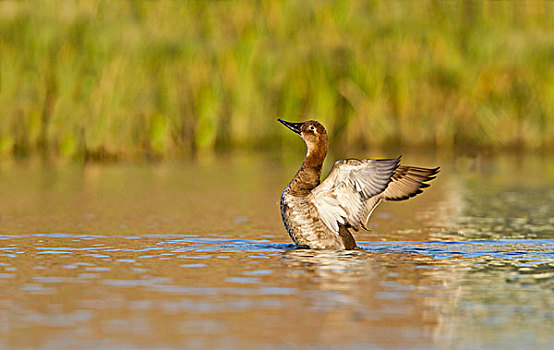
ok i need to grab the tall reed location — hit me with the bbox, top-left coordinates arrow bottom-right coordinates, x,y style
0,0 -> 553,160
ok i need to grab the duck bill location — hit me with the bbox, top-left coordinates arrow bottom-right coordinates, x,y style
277,119 -> 303,135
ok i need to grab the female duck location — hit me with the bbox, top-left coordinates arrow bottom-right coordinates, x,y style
278,119 -> 439,250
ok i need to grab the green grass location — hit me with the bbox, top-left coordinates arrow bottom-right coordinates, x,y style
0,0 -> 553,160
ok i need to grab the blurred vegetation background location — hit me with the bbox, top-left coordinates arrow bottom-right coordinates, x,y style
0,0 -> 553,160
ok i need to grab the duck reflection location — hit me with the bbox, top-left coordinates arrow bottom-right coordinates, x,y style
279,247 -> 461,348
280,247 -> 460,295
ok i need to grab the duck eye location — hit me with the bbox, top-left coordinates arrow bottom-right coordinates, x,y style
309,125 -> 316,132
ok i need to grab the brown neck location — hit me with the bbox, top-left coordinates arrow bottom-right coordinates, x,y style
288,138 -> 327,196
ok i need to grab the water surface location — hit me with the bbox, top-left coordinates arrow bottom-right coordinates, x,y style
0,153 -> 553,349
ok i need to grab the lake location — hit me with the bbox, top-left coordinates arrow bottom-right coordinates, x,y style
0,152 -> 553,349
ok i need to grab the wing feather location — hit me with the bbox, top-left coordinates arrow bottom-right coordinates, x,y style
311,157 -> 439,233
311,157 -> 401,233
384,165 -> 440,201
360,165 -> 440,229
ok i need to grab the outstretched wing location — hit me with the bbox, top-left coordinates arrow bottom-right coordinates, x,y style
360,165 -> 440,230
311,157 -> 401,233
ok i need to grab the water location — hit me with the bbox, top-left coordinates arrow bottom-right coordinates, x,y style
0,153 -> 553,349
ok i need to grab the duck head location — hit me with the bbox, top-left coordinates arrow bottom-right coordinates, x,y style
278,119 -> 328,167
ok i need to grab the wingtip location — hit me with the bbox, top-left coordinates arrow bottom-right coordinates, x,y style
427,166 -> 440,179
392,155 -> 402,169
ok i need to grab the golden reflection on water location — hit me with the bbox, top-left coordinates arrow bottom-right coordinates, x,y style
0,153 -> 553,348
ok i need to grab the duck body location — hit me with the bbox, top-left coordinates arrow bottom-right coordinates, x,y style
280,189 -> 348,249
278,119 -> 439,250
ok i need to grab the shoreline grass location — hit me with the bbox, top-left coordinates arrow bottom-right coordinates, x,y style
0,0 -> 553,160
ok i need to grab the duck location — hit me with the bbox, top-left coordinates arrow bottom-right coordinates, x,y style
278,119 -> 439,250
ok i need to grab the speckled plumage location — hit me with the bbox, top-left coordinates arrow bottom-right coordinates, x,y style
278,119 -> 439,250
